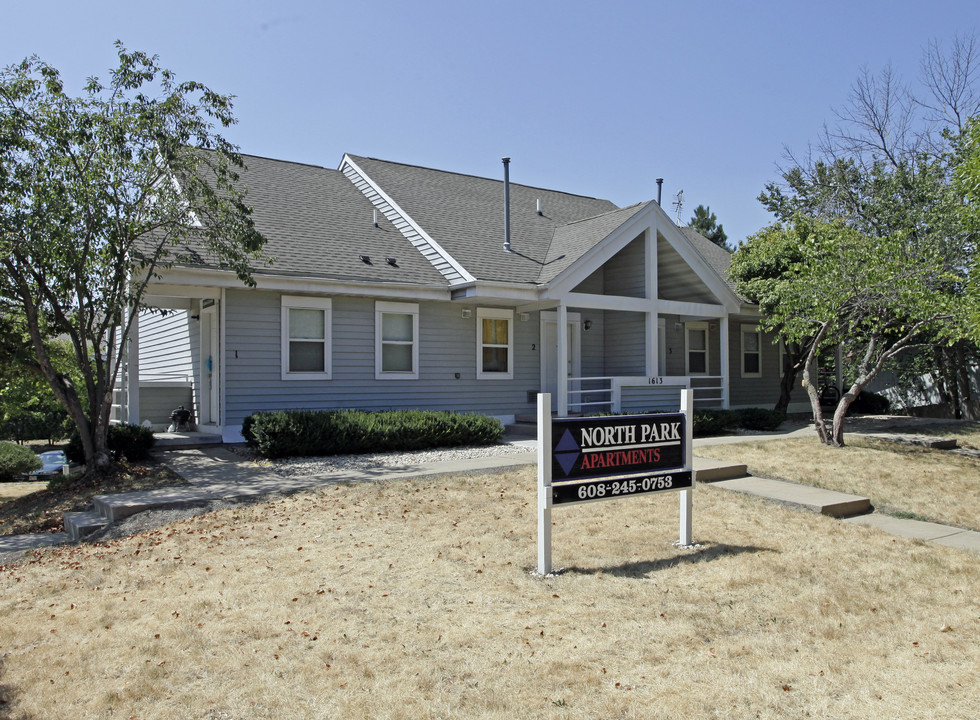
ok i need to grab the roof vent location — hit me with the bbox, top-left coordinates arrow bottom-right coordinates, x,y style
386,257 -> 398,267
502,157 -> 512,252
373,209 -> 379,228
536,198 -> 543,216
360,255 -> 372,264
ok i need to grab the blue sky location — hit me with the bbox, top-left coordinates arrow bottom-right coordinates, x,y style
3,0 -> 977,244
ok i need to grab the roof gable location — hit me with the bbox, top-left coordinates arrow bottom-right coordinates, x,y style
221,155 -> 448,286
345,155 -> 618,285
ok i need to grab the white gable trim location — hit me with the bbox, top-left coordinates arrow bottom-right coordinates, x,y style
545,201 -> 741,311
341,155 -> 476,286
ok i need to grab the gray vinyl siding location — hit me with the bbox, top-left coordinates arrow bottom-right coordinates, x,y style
727,321 -> 786,409
140,386 -> 194,428
621,385 -> 686,412
137,309 -> 200,425
138,309 -> 196,382
602,235 -> 646,298
222,290 -> 541,432
603,311 -> 645,376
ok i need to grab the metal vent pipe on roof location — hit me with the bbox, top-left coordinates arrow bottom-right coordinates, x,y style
656,178 -> 664,206
502,157 -> 512,252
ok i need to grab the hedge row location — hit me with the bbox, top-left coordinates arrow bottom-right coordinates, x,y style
691,408 -> 786,436
242,409 -> 504,459
64,423 -> 156,464
0,441 -> 42,481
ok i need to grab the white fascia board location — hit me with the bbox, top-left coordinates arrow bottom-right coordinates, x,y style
152,267 -> 451,301
657,299 -> 728,318
547,200 -> 742,312
559,292 -> 652,313
340,155 -> 476,283
546,202 -> 656,294
448,281 -> 541,303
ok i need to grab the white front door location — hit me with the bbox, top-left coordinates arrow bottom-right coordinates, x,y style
541,312 -> 582,412
199,304 -> 220,426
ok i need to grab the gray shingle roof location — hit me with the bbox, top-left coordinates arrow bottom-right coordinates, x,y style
205,154 -> 448,286
347,155 -> 619,285
677,226 -> 739,296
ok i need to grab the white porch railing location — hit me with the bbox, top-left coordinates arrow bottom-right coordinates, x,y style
567,375 -> 726,414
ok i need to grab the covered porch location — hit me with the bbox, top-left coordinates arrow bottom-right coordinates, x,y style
112,285 -> 225,438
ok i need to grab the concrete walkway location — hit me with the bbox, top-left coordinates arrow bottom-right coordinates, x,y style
2,416 -> 978,556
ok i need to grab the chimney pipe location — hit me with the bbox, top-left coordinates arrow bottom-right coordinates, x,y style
656,178 -> 663,206
502,157 -> 512,252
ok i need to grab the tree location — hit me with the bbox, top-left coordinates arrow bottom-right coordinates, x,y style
688,204 -> 729,250
0,45 -> 266,474
735,218 -> 965,445
727,225 -> 813,414
757,34 -> 979,422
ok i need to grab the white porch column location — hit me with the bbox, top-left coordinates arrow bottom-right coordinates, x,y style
557,303 -> 568,416
645,228 -> 658,376
719,315 -> 730,409
126,311 -> 140,424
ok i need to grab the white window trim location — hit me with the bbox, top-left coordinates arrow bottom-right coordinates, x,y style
477,307 -> 514,380
685,321 -> 709,376
375,301 -> 419,380
741,324 -> 762,378
281,295 -> 332,381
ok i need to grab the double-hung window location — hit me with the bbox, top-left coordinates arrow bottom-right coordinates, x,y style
685,322 -> 709,376
281,295 -> 332,380
741,325 -> 762,378
477,308 -> 513,380
376,301 -> 419,379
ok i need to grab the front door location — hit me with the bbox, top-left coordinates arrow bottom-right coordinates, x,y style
199,303 -> 220,426
541,312 -> 582,412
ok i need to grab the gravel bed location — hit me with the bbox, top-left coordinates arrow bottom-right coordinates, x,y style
230,442 -> 535,479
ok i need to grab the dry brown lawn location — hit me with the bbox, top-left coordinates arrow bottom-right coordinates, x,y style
698,437 -> 980,530
902,421 -> 980,450
1,468 -> 977,719
0,482 -> 45,501
0,462 -> 187,536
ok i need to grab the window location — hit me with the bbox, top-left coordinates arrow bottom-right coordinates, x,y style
281,295 -> 331,380
685,322 -> 708,375
376,301 -> 419,379
477,308 -> 513,380
741,325 -> 762,378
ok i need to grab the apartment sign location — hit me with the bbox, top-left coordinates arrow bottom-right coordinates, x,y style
551,414 -> 685,482
536,392 -> 695,576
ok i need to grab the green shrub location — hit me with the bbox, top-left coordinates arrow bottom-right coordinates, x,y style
692,409 -> 739,436
848,390 -> 891,415
737,407 -> 786,431
243,409 -> 504,459
0,441 -> 42,481
65,423 -> 156,464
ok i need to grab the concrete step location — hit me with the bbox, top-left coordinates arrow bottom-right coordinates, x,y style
63,511 -> 108,541
860,433 -> 958,450
710,476 -> 871,518
694,457 -> 749,483
93,486 -> 219,522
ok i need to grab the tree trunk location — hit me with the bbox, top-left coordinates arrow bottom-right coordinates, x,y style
803,352 -> 831,444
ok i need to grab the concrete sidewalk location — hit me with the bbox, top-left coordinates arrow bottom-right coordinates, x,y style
2,417 -> 978,556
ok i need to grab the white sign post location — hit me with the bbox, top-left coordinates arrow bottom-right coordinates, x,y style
536,389 -> 694,576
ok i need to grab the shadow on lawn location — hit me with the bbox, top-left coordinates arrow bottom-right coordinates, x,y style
565,542 -> 776,578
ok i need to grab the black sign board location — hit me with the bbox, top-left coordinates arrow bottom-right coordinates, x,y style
551,413 -> 685,482
552,470 -> 693,505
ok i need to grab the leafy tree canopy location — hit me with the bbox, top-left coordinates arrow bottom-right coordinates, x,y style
0,44 -> 266,473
